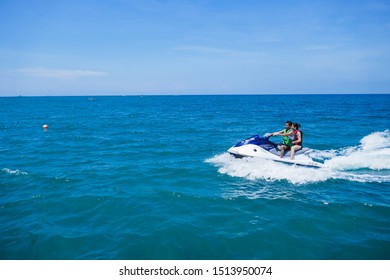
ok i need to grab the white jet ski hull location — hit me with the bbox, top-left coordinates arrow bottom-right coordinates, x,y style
228,136 -> 323,168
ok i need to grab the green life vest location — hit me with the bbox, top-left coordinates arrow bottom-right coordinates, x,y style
282,129 -> 293,147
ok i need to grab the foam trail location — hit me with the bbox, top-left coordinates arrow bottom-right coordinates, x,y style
322,130 -> 390,171
206,153 -> 333,185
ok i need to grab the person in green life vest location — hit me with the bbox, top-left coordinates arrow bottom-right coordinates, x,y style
271,121 -> 294,158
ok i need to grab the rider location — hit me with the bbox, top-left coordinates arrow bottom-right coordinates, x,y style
290,123 -> 303,160
272,121 -> 293,158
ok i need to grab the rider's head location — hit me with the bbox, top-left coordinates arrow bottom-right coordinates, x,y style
292,123 -> 300,130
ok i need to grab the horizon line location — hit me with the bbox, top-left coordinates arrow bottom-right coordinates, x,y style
1,92 -> 390,98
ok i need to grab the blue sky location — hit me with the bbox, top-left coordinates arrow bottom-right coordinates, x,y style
1,0 -> 390,96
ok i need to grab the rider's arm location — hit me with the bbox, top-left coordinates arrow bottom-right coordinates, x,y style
276,130 -> 293,137
272,130 -> 284,136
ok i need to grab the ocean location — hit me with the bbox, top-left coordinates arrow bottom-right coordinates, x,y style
1,94 -> 389,260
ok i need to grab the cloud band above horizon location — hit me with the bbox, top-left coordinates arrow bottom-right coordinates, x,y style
14,68 -> 108,79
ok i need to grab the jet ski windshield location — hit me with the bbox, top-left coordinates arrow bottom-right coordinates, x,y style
233,135 -> 277,151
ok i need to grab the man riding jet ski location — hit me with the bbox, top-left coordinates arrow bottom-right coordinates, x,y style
227,132 -> 323,168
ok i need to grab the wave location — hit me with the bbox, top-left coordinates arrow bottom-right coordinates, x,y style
206,130 -> 390,184
2,168 -> 29,176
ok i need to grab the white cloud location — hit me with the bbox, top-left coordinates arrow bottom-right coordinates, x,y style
15,68 -> 108,79
174,45 -> 268,62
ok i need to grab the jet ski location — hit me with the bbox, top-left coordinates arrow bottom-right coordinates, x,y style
227,134 -> 323,168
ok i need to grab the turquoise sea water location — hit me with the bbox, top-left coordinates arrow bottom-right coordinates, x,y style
1,94 -> 390,260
